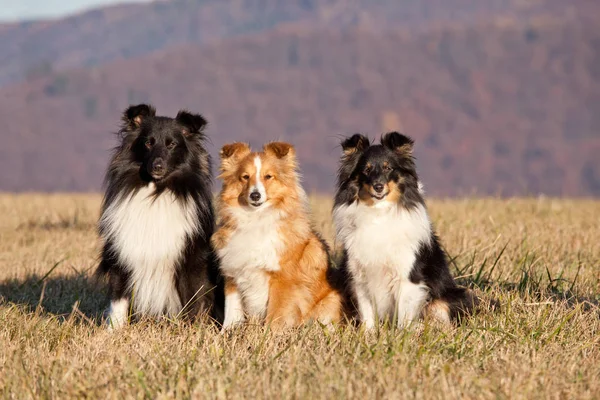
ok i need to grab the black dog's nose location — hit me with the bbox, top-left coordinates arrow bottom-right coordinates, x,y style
250,191 -> 261,202
373,183 -> 385,193
152,158 -> 164,172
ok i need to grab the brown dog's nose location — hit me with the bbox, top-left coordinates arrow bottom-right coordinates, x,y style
250,191 -> 261,202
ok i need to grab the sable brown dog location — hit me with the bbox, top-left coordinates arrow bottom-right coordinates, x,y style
212,142 -> 343,329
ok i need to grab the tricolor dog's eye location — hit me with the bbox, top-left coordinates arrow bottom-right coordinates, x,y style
383,165 -> 392,172
242,174 -> 250,181
265,174 -> 273,180
364,166 -> 372,174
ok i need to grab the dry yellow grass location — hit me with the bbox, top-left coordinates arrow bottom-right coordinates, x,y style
0,194 -> 599,399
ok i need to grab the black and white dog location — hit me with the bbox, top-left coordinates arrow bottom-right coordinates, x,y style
333,132 -> 477,328
97,104 -> 222,328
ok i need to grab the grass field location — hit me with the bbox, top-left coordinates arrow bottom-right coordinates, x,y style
0,194 -> 598,399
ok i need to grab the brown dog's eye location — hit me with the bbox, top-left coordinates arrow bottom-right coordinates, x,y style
265,174 -> 273,180
242,174 -> 250,181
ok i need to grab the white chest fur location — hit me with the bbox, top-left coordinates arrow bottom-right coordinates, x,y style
334,200 -> 433,325
334,201 -> 431,283
100,184 -> 199,317
218,206 -> 284,316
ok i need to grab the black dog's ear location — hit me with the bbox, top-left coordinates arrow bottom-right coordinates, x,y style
341,134 -> 370,157
381,131 -> 414,156
122,104 -> 156,129
176,110 -> 207,137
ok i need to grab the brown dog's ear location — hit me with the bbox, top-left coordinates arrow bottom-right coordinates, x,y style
220,142 -> 251,159
263,142 -> 295,160
219,142 -> 251,174
341,134 -> 370,157
381,132 -> 414,156
122,104 -> 156,130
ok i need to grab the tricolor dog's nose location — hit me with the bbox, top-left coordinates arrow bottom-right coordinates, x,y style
373,183 -> 385,193
250,191 -> 261,202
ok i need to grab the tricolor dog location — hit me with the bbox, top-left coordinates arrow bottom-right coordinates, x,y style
333,132 -> 477,328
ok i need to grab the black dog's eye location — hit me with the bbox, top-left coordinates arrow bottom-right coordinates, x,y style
145,138 -> 153,149
242,174 -> 250,181
383,165 -> 392,172
265,174 -> 273,180
167,141 -> 177,150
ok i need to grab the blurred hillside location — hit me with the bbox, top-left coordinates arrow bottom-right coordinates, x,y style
1,0 -> 598,195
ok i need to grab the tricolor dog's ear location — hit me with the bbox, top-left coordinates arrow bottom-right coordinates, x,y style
341,134 -> 370,157
381,131 -> 414,156
122,104 -> 156,130
263,142 -> 295,160
176,110 -> 207,137
337,134 -> 370,185
219,142 -> 251,174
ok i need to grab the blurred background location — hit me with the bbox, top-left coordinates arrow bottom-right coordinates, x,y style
0,0 -> 598,196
